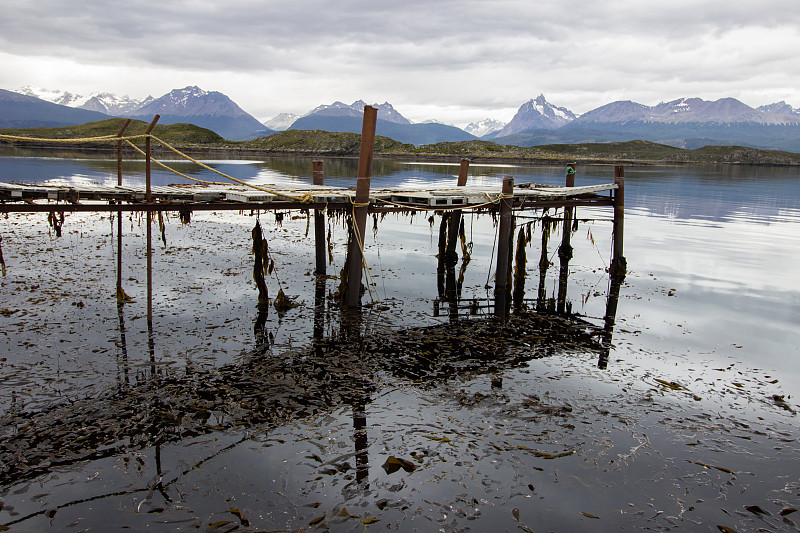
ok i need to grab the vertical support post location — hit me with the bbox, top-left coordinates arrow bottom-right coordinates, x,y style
611,166 -> 627,280
494,176 -> 514,316
557,163 -> 575,313
445,158 -> 469,261
117,119 -> 131,187
344,106 -> 377,308
116,119 -> 131,303
147,208 -> 153,325
144,115 -> 159,203
313,160 -> 326,276
537,215 -> 551,312
144,116 -> 159,325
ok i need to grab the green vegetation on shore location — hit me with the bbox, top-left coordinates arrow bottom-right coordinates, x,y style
0,118 -> 227,145
3,119 -> 800,165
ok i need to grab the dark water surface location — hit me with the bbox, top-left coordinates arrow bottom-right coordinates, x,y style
1,153 -> 799,532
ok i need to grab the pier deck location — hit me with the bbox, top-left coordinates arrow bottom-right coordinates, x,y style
0,181 -> 617,213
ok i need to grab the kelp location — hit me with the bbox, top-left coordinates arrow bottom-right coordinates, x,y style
0,234 -> 5,277
47,211 -> 65,237
157,211 -> 167,247
251,219 -> 270,309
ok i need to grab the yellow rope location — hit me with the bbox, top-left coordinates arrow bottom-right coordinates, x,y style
0,133 -> 149,143
1,131 -> 317,203
123,140 -> 227,185
348,196 -> 371,208
350,203 -> 379,303
149,135 -> 316,203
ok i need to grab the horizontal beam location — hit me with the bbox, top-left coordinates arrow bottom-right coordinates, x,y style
0,196 -> 615,215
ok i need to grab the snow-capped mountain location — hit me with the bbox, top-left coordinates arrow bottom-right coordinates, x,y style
304,100 -> 412,124
0,88 -> 109,128
14,86 -> 151,115
465,118 -> 506,137
495,95 -> 577,137
81,93 -> 153,115
263,113 -> 299,131
125,86 -> 272,140
757,101 -> 800,118
14,86 -> 88,107
574,97 -> 800,125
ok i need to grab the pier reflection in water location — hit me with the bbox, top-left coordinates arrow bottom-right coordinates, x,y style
0,197 -> 622,528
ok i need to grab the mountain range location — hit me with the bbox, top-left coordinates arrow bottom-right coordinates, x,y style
4,85 -> 800,151
7,86 -> 272,140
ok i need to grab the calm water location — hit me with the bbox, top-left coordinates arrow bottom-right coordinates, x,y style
1,152 -> 799,531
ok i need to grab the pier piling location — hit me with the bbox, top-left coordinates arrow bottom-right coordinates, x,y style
344,106 -> 377,308
557,164 -> 576,313
145,115 -> 159,325
116,119 -> 131,303
611,166 -> 627,280
445,159 -> 470,264
494,177 -> 514,316
312,161 -> 326,276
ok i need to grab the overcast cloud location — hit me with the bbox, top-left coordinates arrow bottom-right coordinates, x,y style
1,0 -> 798,125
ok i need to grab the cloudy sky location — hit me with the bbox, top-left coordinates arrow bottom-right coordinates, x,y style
1,0 -> 798,126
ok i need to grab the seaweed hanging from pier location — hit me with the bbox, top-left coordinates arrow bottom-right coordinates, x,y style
178,207 -> 192,225
251,219 -> 270,309
0,234 -> 6,277
513,225 -> 531,309
157,211 -> 167,247
47,211 -> 65,237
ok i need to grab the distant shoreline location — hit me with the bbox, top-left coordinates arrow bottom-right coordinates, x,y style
4,141 -> 800,167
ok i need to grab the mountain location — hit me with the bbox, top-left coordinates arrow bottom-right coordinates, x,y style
574,97 -> 796,125
289,115 -> 476,145
81,93 -> 153,115
289,100 -> 474,145
465,118 -> 506,138
263,113 -> 299,131
14,86 -> 88,107
303,100 -> 412,124
14,86 -> 151,115
125,86 -> 272,140
494,95 -> 577,137
494,97 -> 800,152
757,101 -> 800,117
0,88 -> 110,129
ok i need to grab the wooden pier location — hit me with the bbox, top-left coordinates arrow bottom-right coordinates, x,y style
0,107 -> 627,319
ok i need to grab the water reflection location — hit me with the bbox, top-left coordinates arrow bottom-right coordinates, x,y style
3,154 -> 800,532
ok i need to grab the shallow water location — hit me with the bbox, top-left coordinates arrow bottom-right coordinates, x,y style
1,154 -> 799,531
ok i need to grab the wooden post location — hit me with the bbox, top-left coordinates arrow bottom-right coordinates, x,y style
557,164 -> 575,313
144,115 -> 160,203
611,166 -> 627,280
344,106 -> 377,308
312,160 -> 326,276
147,207 -> 153,325
117,119 -> 131,187
145,116 -> 159,325
537,215 -> 550,312
116,119 -> 131,303
445,158 -> 469,263
494,177 -> 514,316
